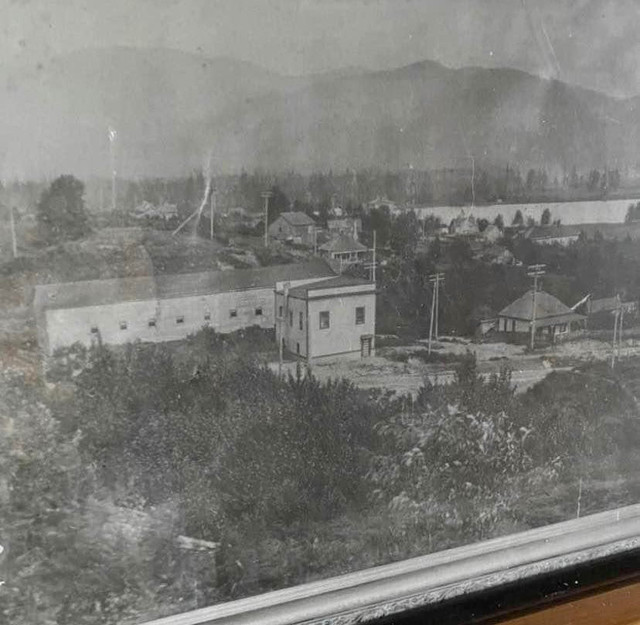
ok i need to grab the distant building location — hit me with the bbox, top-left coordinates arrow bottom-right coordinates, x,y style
132,201 -> 178,221
366,197 -> 399,213
275,275 -> 376,362
327,217 -> 362,239
449,213 -> 479,236
34,260 -> 335,355
268,212 -> 316,246
481,224 -> 502,243
497,290 -> 586,340
524,225 -> 581,246
479,244 -> 515,266
319,234 -> 368,266
587,297 -> 638,315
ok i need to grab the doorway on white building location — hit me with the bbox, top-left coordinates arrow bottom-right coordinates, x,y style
360,336 -> 373,358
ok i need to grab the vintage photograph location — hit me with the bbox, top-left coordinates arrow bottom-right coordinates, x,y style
3,1 -> 640,623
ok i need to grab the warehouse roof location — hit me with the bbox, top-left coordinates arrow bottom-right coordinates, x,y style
499,290 -> 584,322
34,259 -> 335,311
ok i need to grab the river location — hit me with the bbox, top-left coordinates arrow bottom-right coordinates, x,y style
406,198 -> 640,226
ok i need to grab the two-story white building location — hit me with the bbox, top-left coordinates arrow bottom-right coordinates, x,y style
275,275 -> 376,363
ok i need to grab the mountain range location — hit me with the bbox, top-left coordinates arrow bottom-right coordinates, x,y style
1,46 -> 640,180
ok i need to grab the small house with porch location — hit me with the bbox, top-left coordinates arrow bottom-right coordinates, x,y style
319,234 -> 368,266
497,290 -> 586,341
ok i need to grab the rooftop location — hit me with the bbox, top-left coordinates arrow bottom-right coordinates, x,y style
277,211 -> 316,227
525,225 -> 581,240
287,275 -> 374,298
319,234 -> 368,254
499,289 -> 584,321
35,259 -> 335,311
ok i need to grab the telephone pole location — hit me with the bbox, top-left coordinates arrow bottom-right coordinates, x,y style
527,264 -> 546,350
364,230 -> 378,284
611,294 -> 622,369
372,230 -> 377,283
428,272 -> 445,354
262,190 -> 273,247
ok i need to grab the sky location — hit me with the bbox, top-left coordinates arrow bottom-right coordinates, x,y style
3,0 -> 640,96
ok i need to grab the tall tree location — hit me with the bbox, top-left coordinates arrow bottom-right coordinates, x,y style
512,209 -> 524,227
36,175 -> 90,242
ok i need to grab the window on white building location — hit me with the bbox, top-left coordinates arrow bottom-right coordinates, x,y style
90,326 -> 99,334
148,319 -> 156,328
255,307 -> 263,316
230,310 -> 237,318
299,311 -> 303,330
355,306 -> 365,325
204,312 -> 211,321
278,305 -> 283,318
319,311 -> 330,329
176,316 -> 185,324
289,310 -> 293,326
119,321 -> 127,330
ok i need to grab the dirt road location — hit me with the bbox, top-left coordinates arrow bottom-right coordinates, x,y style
275,335 -> 637,397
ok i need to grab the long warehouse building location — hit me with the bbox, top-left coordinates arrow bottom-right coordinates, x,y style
34,260 -> 337,355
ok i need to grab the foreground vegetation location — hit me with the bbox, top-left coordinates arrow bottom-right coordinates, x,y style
3,328 -> 640,624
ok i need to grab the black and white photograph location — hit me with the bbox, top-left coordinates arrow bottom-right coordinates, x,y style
4,1 -> 640,623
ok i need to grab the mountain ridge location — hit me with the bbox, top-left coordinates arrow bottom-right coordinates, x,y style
1,47 -> 639,179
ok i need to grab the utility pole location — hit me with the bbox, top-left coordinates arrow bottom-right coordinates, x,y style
434,272 -> 440,339
612,294 -> 622,369
364,230 -> 378,284
527,264 -> 546,350
428,272 -> 445,354
209,185 -> 216,240
372,230 -> 377,284
10,206 -> 17,259
262,190 -> 273,247
619,300 -> 625,358
279,282 -> 290,376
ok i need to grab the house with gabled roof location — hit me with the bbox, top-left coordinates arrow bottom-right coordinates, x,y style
497,289 -> 586,341
319,234 -> 368,266
268,211 -> 316,246
524,225 -> 581,246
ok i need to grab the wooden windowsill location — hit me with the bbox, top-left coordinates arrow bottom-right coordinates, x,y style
137,504 -> 640,625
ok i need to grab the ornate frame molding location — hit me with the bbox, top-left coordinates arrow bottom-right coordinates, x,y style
138,504 -> 640,625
